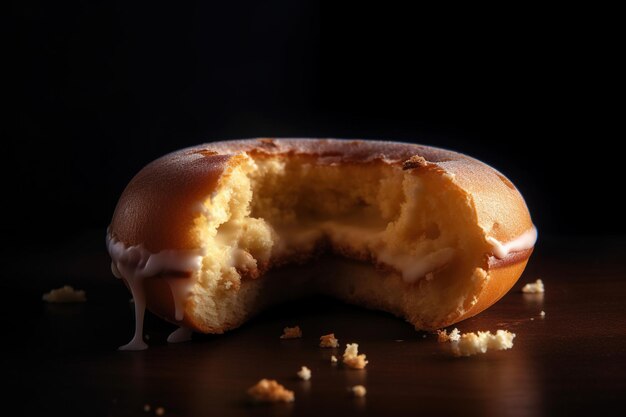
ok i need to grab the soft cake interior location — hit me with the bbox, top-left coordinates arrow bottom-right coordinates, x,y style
189,153 -> 490,332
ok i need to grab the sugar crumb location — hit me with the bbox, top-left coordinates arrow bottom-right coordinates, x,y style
449,329 -> 461,342
540,310 -> 546,317
155,406 -> 165,416
351,385 -> 367,397
297,366 -> 311,381
343,343 -> 368,369
522,279 -> 545,294
437,328 -> 460,343
331,355 -> 338,363
143,404 -> 150,412
42,285 -> 86,303
248,379 -> 295,403
452,330 -> 516,357
280,326 -> 302,339
320,333 -> 339,348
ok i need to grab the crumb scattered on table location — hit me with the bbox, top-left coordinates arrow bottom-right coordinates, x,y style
143,404 -> 150,412
452,330 -> 516,357
540,310 -> 546,317
42,285 -> 86,303
155,406 -> 165,416
248,379 -> 294,403
297,366 -> 311,381
437,328 -> 460,343
320,333 -> 339,348
351,385 -> 367,397
343,343 -> 368,369
522,279 -> 545,294
331,355 -> 338,363
280,326 -> 302,339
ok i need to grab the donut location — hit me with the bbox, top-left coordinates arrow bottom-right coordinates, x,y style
107,138 -> 536,350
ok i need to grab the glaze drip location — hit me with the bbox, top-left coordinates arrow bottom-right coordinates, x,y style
106,233 -> 202,351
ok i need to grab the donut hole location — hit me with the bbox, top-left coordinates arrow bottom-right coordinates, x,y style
189,154 -> 489,331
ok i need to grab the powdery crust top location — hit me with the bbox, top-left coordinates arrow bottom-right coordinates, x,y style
320,333 -> 340,348
522,279 -> 545,293
280,326 -> 302,339
247,379 -> 295,403
343,343 -> 369,369
42,285 -> 86,303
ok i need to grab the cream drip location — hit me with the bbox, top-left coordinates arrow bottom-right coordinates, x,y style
486,226 -> 537,259
106,233 -> 202,351
166,278 -> 196,321
167,327 -> 193,343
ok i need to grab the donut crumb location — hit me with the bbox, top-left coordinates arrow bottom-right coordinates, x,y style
343,343 -> 368,369
247,379 -> 295,403
42,285 -> 86,303
437,328 -> 460,343
320,333 -> 339,348
280,326 -> 302,339
297,366 -> 311,381
351,385 -> 367,397
452,330 -> 516,357
522,279 -> 544,293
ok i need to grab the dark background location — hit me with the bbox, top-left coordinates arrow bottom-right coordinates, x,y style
4,5 -> 626,416
5,2 -> 622,246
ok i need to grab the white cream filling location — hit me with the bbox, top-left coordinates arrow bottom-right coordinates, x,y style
486,226 -> 538,259
269,220 -> 458,284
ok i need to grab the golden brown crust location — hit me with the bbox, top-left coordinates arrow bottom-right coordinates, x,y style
456,255 -> 531,323
110,152 -> 233,252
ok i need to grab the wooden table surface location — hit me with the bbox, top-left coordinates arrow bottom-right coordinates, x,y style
2,231 -> 625,417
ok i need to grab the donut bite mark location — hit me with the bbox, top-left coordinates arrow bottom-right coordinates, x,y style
108,139 -> 536,349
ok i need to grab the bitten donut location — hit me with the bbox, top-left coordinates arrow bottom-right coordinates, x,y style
107,139 -> 536,350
